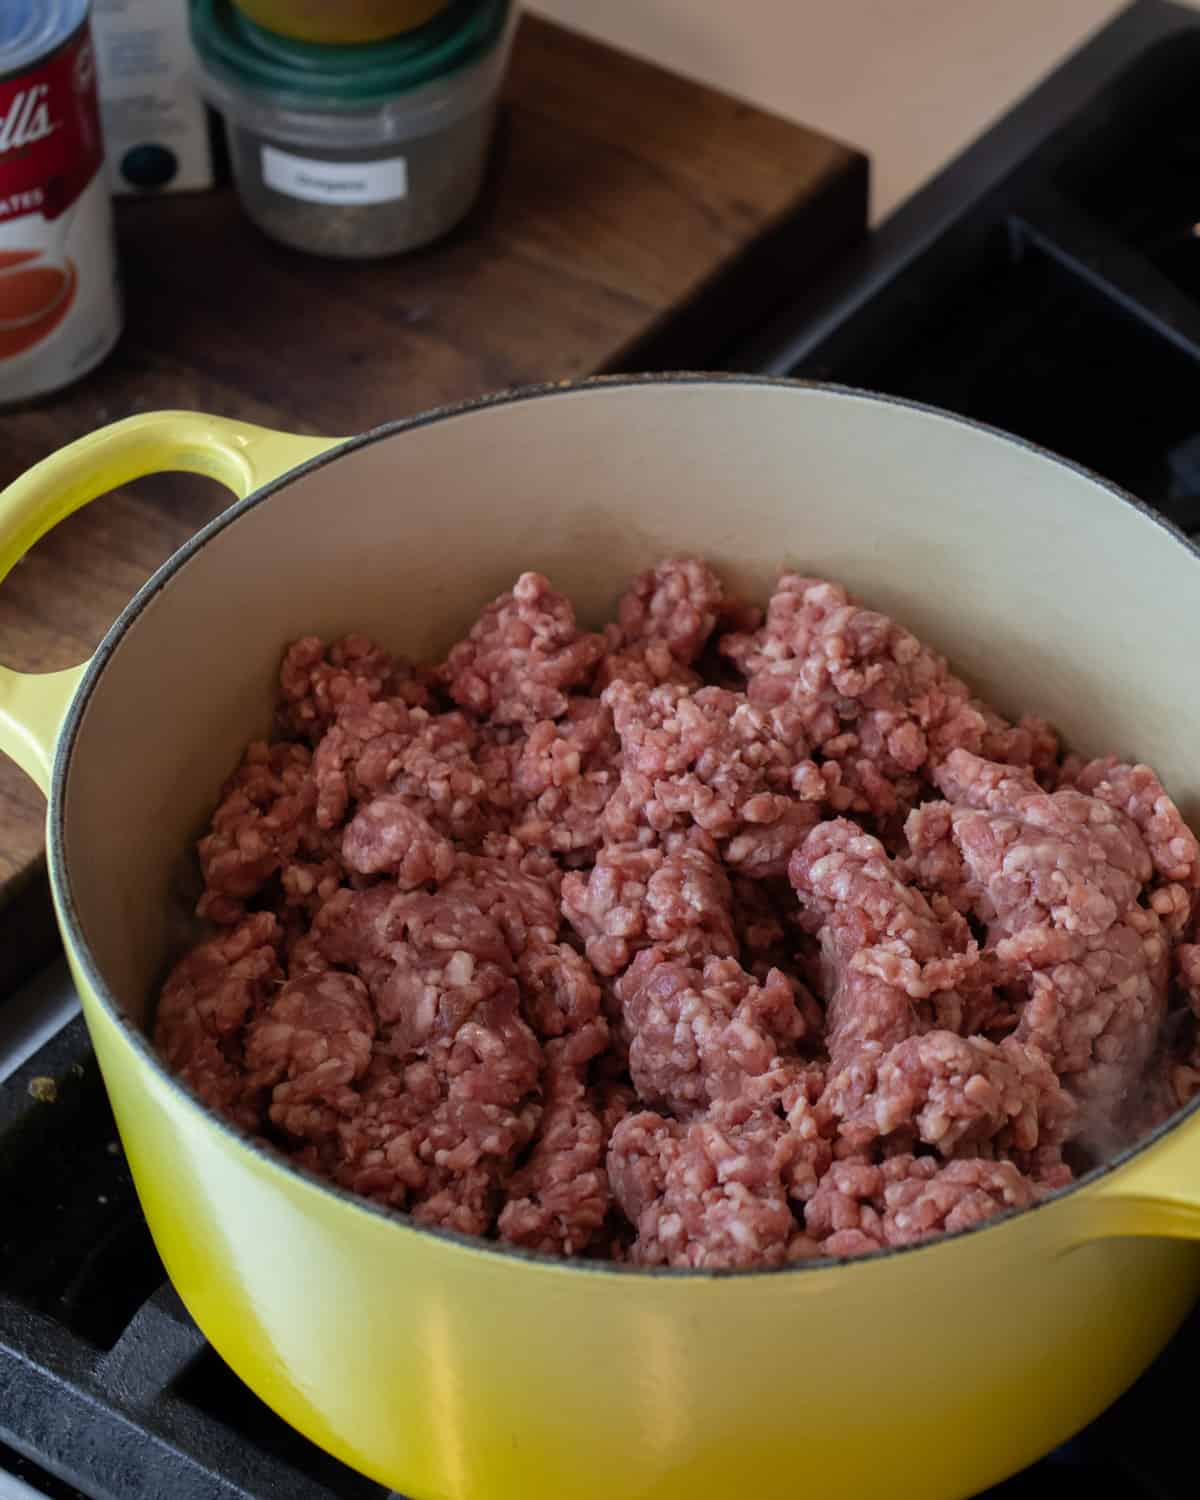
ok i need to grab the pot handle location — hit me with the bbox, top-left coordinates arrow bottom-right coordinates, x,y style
0,411 -> 342,795
1061,1106 -> 1200,1249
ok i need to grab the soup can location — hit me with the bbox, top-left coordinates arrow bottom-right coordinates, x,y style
0,0 -> 122,404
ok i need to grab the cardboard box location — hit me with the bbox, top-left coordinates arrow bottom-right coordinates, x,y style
92,0 -> 216,193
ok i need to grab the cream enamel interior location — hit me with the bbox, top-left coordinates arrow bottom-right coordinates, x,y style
58,380 -> 1200,1025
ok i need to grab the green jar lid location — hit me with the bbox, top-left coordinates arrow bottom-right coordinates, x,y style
191,0 -> 510,106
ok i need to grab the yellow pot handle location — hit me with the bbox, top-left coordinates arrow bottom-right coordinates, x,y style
0,410 -> 343,797
1061,1105 -> 1200,1249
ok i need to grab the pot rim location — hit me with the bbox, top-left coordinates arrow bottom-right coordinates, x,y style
47,371 -> 1200,1279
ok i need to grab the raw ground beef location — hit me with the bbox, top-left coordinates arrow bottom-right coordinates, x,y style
156,560 -> 1200,1268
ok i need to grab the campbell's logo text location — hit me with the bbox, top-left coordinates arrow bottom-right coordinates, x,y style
0,86 -> 58,155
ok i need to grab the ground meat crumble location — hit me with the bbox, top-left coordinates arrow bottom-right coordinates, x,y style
155,560 -> 1200,1268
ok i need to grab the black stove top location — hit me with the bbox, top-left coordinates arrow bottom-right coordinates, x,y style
5,2 -> 1200,1495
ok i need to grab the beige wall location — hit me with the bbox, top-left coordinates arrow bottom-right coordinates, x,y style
529,0 -> 1133,220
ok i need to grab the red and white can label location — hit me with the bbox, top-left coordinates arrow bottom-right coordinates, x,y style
0,20 -> 121,402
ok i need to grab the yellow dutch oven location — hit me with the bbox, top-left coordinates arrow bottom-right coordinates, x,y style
2,378 -> 1200,1500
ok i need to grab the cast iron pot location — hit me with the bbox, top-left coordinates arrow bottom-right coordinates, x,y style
2,378 -> 1199,1500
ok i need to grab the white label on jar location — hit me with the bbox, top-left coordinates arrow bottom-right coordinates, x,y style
260,145 -> 408,206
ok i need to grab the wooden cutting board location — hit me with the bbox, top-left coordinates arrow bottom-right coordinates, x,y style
0,13 -> 866,939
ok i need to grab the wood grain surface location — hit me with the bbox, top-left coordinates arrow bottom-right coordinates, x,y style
0,13 -> 866,909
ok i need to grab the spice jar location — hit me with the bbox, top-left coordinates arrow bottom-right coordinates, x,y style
190,0 -> 516,260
